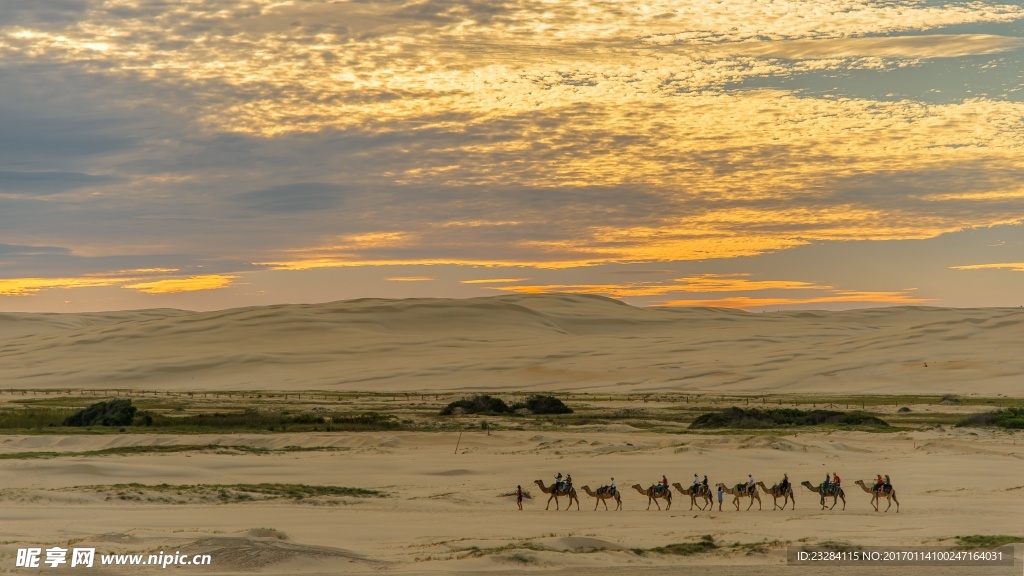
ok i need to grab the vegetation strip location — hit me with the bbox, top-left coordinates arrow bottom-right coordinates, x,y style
0,445 -> 347,460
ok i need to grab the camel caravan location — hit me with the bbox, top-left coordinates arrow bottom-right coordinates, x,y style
527,472 -> 898,513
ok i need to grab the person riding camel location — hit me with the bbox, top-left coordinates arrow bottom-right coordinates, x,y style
658,474 -> 669,494
874,474 -> 885,493
780,473 -> 790,493
692,473 -> 701,493
555,472 -> 564,491
609,477 -> 616,496
565,474 -> 573,492
823,472 -> 831,493
832,472 -> 841,489
883,474 -> 891,491
702,474 -> 709,493
746,474 -> 755,495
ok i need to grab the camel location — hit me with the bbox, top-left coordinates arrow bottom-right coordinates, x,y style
716,482 -> 762,511
533,479 -> 580,511
801,481 -> 846,510
756,481 -> 795,510
672,482 -> 713,511
581,485 -> 622,511
631,484 -> 672,510
854,480 -> 899,513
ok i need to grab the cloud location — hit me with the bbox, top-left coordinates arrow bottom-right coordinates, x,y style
459,278 -> 530,284
659,291 -> 933,310
233,182 -> 350,213
950,262 -> 1024,272
121,274 -> 238,294
718,34 -> 1024,60
2,0 -> 1024,310
386,276 -> 435,282
0,171 -> 118,195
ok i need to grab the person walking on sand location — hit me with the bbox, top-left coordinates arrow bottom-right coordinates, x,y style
717,485 -> 724,511
516,485 -> 523,510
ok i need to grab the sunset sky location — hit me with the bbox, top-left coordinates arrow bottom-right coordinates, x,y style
2,0 -> 1023,312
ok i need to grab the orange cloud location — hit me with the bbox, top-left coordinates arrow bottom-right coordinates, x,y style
386,276 -> 435,282
0,277 -> 124,296
487,274 -> 828,297
950,262 -> 1024,272
460,278 -> 531,284
660,291 -> 932,309
122,275 -> 238,294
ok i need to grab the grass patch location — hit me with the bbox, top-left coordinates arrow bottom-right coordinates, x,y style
956,535 -> 1023,549
0,444 -> 346,460
0,403 -> 404,433
66,483 -> 387,504
634,535 -> 717,556
247,528 -> 288,540
690,407 -> 889,429
956,407 -> 1024,429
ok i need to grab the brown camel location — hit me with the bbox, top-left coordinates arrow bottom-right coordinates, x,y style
631,484 -> 672,510
672,482 -> 713,511
716,482 -> 762,510
756,481 -> 795,510
854,480 -> 899,513
801,481 -> 846,510
581,485 -> 622,511
533,479 -> 580,511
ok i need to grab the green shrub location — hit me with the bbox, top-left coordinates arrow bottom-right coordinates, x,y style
957,408 -> 1024,429
64,399 -> 137,427
519,394 -> 573,415
439,395 -> 511,415
689,407 -> 888,429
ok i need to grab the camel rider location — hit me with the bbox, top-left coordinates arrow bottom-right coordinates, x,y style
832,472 -> 841,489
874,474 -> 885,493
702,475 -> 709,492
610,477 -> 616,496
565,474 -> 573,492
780,473 -> 790,493
747,474 -> 755,495
692,473 -> 701,493
884,474 -> 891,491
659,474 -> 669,494
823,472 -> 831,493
555,472 -> 564,491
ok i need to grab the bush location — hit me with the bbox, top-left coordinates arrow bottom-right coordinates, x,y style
519,394 -> 573,415
439,395 -> 511,415
64,399 -> 137,427
957,408 -> 1024,429
689,407 -> 889,429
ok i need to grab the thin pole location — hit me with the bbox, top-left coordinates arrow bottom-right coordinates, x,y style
454,432 -> 462,455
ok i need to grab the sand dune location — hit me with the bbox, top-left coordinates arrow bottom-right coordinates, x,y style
1,294 -> 1022,396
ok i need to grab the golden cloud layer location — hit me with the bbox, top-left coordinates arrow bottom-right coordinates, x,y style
660,291 -> 932,309
950,262 -> 1024,272
121,274 -> 238,294
3,0 -> 1024,292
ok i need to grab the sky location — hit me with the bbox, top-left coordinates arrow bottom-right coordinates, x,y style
1,0 -> 1023,312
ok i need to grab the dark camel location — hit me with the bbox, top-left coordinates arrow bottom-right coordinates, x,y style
533,479 -> 580,511
716,482 -> 762,511
854,480 -> 899,513
672,482 -> 713,511
581,485 -> 622,511
756,481 -> 795,510
631,484 -> 672,510
801,481 -> 846,510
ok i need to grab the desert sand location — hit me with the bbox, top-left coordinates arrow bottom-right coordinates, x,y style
0,295 -> 1021,575
2,294 -> 1024,396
